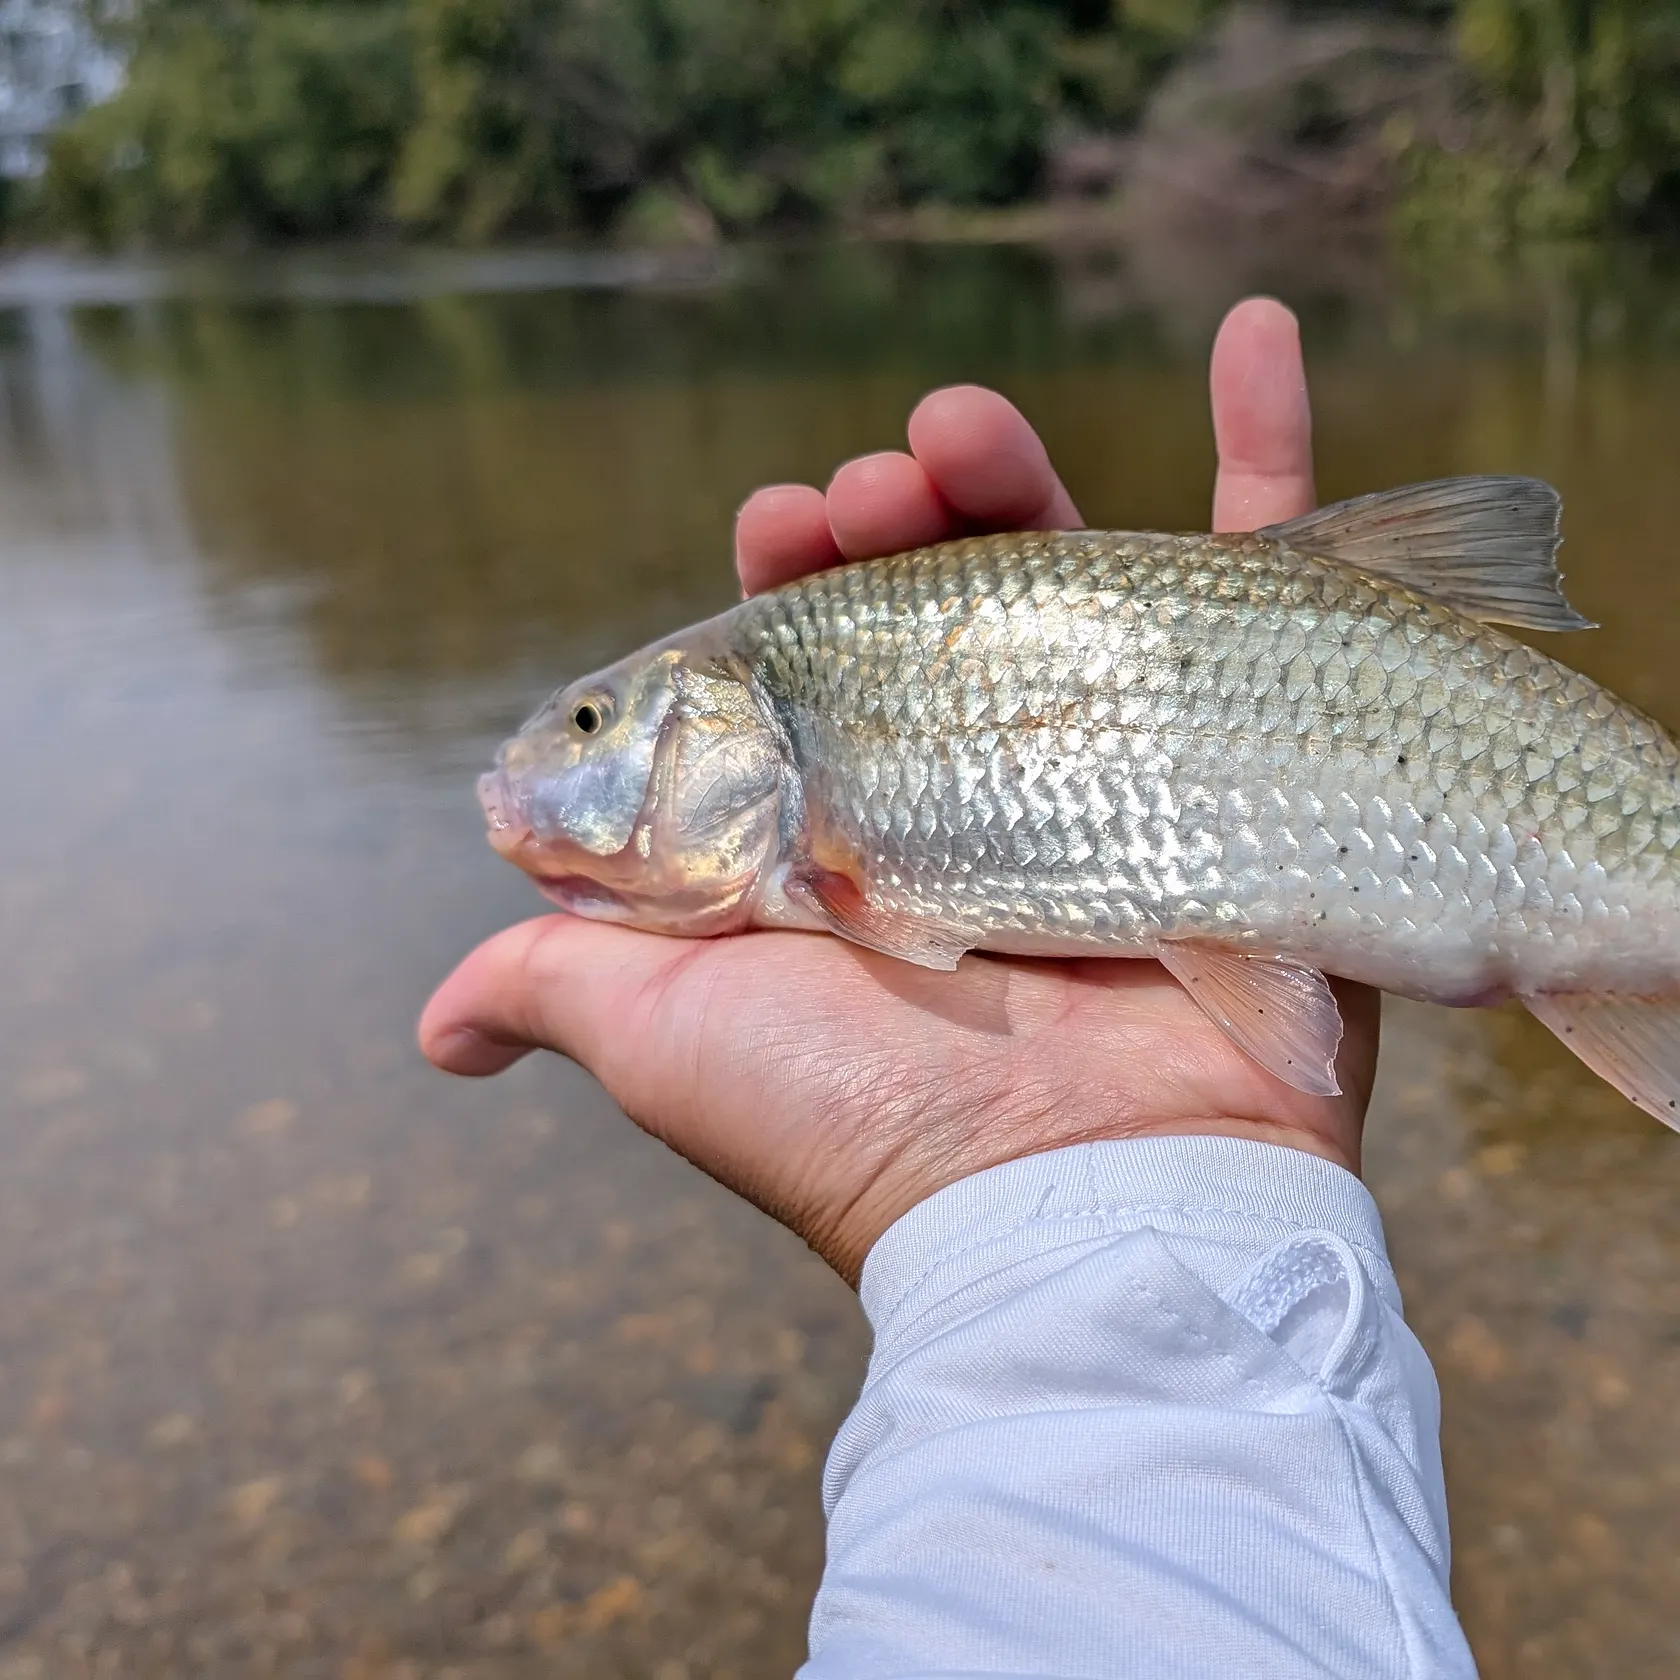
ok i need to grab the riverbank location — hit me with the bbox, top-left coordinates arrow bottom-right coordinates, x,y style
25,3 -> 1677,260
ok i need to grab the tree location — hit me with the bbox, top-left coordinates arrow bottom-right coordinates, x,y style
42,0 -> 415,242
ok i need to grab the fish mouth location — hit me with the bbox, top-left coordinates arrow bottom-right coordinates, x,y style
479,768 -> 630,919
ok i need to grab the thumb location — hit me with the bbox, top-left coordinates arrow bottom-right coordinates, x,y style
418,915 -> 687,1085
419,917 -> 884,1275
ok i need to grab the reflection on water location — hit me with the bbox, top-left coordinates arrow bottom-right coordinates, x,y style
2,241 -> 1680,1676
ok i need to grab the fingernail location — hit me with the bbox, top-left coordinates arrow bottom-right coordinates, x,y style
427,1026 -> 521,1075
434,1026 -> 487,1057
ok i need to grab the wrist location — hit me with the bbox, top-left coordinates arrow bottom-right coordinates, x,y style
813,1112 -> 1362,1289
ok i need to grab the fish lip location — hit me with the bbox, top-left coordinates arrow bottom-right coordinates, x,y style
478,770 -> 531,854
533,875 -> 628,918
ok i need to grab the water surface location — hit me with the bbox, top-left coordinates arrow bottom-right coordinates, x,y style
3,240 -> 1680,1677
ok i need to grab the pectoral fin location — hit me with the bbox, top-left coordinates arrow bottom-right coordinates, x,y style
1155,942 -> 1344,1096
1523,992 -> 1680,1131
1262,476 -> 1595,633
785,863 -> 973,972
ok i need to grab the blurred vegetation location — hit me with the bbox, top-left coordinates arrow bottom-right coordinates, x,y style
28,0 -> 1680,247
43,3 -> 416,242
1402,0 -> 1680,244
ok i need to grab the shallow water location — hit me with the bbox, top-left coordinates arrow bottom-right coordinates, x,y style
2,239 -> 1680,1676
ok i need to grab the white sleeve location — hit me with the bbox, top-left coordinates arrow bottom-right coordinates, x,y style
799,1137 -> 1477,1680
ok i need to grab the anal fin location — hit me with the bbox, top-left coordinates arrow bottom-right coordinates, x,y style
1155,941 -> 1344,1097
1523,992 -> 1680,1131
785,862 -> 973,972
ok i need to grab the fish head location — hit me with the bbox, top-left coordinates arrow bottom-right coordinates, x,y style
480,640 -> 790,936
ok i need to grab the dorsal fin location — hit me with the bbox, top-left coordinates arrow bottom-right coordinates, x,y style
1261,475 -> 1595,633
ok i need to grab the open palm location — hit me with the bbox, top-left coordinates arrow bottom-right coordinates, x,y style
420,299 -> 1380,1284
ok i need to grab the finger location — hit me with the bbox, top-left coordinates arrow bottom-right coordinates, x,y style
826,451 -> 956,561
906,385 -> 1082,530
1210,297 -> 1316,532
735,483 -> 843,595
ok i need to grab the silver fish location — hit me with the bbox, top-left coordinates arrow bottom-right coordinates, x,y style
479,476 -> 1680,1125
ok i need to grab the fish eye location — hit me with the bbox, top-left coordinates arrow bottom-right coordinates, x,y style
570,696 -> 610,736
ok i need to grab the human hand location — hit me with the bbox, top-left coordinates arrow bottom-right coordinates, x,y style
420,297 -> 1380,1286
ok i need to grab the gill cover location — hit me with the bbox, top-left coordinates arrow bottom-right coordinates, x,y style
625,667 -> 789,932
646,669 -> 785,854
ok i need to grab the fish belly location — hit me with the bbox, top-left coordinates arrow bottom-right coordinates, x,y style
802,725 -> 1679,1001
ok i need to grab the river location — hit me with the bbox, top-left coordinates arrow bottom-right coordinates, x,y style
2,239 -> 1678,1677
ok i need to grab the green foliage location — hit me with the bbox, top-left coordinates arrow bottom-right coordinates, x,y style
31,0 -> 1680,246
390,0 -> 647,237
391,0 -> 1070,237
1402,0 -> 1680,242
40,0 -> 1164,242
44,2 -> 415,243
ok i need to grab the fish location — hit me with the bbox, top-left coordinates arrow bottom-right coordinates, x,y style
478,475 -> 1680,1126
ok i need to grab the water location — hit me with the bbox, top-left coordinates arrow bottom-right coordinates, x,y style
2,240 -> 1680,1677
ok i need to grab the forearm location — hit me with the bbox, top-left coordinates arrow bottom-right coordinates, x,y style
801,1137 -> 1476,1680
